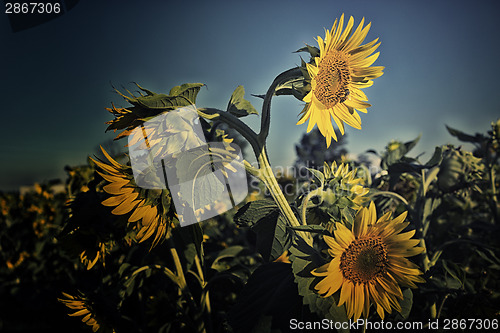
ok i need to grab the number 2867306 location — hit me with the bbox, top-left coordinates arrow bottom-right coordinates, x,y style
5,2 -> 61,14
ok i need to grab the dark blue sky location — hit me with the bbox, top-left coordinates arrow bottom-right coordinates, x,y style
1,0 -> 499,190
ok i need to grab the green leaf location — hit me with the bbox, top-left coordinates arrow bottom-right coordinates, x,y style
442,260 -> 465,290
106,83 -> 206,141
425,146 -> 443,167
304,205 -> 331,226
340,207 -> 355,225
211,245 -> 246,272
122,92 -> 190,110
227,85 -> 258,117
254,214 -> 292,262
422,197 -> 434,227
387,162 -> 424,174
382,135 -> 421,169
423,168 -> 440,195
475,249 -> 500,270
289,237 -> 349,331
234,200 -> 292,261
446,125 -> 483,143
270,216 -> 293,261
210,245 -> 261,283
118,263 -> 131,277
404,134 -> 421,154
234,199 -> 279,228
395,289 -> 413,320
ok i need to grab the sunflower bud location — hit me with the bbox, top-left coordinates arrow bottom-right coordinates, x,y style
437,146 -> 483,192
304,162 -> 369,225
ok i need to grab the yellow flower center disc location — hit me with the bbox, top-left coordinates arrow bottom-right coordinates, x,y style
314,51 -> 351,108
340,236 -> 388,284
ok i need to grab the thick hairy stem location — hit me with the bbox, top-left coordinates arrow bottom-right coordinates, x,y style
199,69 -> 311,244
258,67 -> 304,145
258,146 -> 312,243
198,108 -> 262,158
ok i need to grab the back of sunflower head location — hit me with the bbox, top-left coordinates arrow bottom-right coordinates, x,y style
128,105 -> 248,227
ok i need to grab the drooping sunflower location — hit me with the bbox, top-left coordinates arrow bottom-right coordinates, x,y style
58,292 -> 103,333
90,147 -> 176,247
298,14 -> 384,147
311,202 -> 425,320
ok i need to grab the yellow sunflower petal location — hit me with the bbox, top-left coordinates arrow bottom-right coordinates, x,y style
298,14 -> 383,146
312,199 -> 424,320
353,283 -> 365,320
111,192 -> 139,215
334,222 -> 355,248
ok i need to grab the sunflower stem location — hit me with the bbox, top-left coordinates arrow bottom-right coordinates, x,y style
195,255 -> 214,333
416,169 -> 431,273
258,67 -> 304,145
205,147 -> 262,179
436,294 -> 449,319
430,302 -> 437,319
168,239 -> 207,333
300,188 -> 323,226
368,190 -> 408,206
489,164 -> 499,224
258,146 -> 312,244
198,107 -> 262,158
199,69 -> 310,244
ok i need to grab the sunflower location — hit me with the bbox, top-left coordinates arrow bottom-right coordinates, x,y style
59,292 -> 103,332
298,14 -> 384,147
90,147 -> 176,247
311,202 -> 425,320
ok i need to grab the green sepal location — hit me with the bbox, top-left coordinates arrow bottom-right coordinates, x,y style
295,44 -> 320,58
169,83 -> 205,103
306,167 -> 325,187
116,82 -> 204,110
106,83 -> 205,140
274,76 -> 307,100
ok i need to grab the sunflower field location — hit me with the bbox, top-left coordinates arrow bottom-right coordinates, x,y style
1,14 -> 499,333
